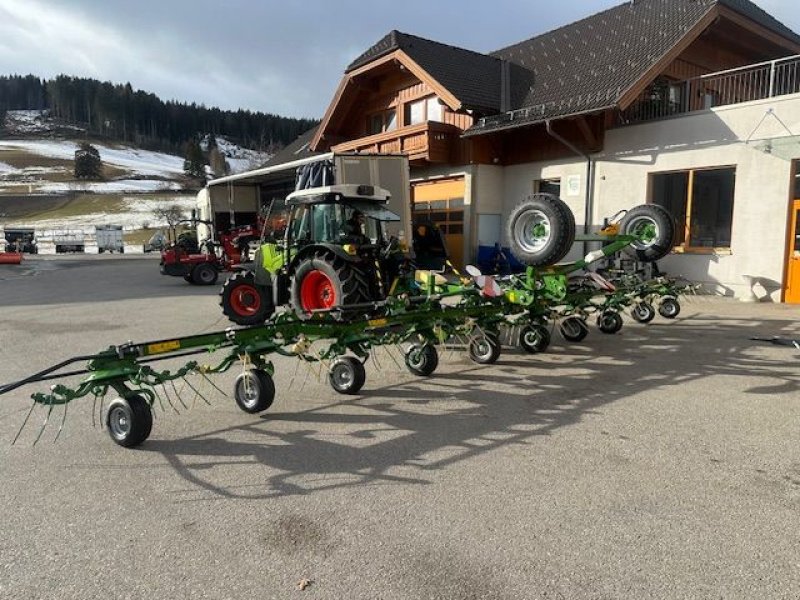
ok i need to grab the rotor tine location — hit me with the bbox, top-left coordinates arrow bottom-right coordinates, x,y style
385,345 -> 402,370
371,348 -> 382,371
160,383 -> 180,414
170,379 -> 189,410
98,394 -> 106,430
299,357 -> 314,390
198,372 -> 230,399
182,376 -> 210,407
32,398 -> 54,446
54,402 -> 68,443
11,402 -> 37,446
151,384 -> 166,414
91,392 -> 99,428
287,357 -> 302,391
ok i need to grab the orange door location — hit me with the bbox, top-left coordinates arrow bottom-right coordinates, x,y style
785,199 -> 800,304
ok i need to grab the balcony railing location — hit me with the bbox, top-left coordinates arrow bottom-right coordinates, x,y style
331,121 -> 460,163
619,54 -> 800,125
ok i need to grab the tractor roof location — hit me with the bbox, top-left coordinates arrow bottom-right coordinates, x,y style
286,184 -> 391,206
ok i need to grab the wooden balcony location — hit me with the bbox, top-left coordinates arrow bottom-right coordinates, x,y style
331,121 -> 461,164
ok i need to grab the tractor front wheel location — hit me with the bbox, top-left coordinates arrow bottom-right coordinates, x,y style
233,369 -> 275,413
520,324 -> 551,354
220,272 -> 274,325
405,344 -> 439,376
291,252 -> 369,318
106,395 -> 153,448
328,357 -> 367,395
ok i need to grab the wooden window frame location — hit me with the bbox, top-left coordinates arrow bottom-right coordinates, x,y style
648,165 -> 736,254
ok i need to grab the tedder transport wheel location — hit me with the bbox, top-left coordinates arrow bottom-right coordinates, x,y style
106,395 -> 153,448
468,333 -> 501,365
405,344 -> 439,376
192,262 -> 219,285
220,272 -> 274,326
597,310 -> 624,334
619,205 -> 676,262
560,317 -> 589,342
507,193 -> 576,267
291,252 -> 370,318
328,357 -> 367,395
519,324 -> 551,354
631,302 -> 656,323
658,297 -> 681,319
233,369 -> 275,414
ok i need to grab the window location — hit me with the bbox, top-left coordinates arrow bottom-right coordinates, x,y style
650,167 -> 735,250
403,96 -> 443,126
405,100 -> 425,126
367,110 -> 397,135
426,99 -> 443,123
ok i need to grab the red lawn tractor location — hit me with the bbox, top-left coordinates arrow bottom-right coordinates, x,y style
159,221 -> 260,286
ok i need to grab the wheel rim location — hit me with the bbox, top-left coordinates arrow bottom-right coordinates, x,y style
514,210 -> 551,253
300,270 -> 336,311
201,269 -> 214,283
407,347 -> 425,369
240,374 -> 259,408
562,318 -> 584,337
522,329 -> 542,348
108,406 -> 130,439
231,284 -> 261,316
473,338 -> 493,360
627,216 -> 658,250
662,300 -> 677,316
332,363 -> 354,388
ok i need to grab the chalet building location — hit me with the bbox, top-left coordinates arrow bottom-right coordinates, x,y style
273,0 -> 800,302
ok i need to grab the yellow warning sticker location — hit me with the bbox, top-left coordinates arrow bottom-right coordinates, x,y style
368,318 -> 388,328
147,340 -> 181,354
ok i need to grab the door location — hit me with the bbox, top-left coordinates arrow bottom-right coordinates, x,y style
411,178 -> 466,268
785,199 -> 800,304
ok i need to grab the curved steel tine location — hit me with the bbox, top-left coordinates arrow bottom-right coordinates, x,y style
182,376 -> 210,407
198,372 -> 229,399
54,402 -> 68,443
98,394 -> 106,430
32,397 -> 54,446
170,379 -> 189,410
91,392 -> 98,428
160,383 -> 180,414
12,402 -> 37,446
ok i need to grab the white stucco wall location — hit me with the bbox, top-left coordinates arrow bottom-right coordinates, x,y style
491,93 -> 800,300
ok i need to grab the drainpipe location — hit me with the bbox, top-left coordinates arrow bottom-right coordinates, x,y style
544,119 -> 594,256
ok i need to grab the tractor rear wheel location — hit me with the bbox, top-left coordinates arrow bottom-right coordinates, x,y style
220,272 -> 274,325
291,252 -> 370,318
506,193 -> 576,267
233,369 -> 275,413
191,262 -> 219,285
106,395 -> 153,448
619,204 -> 676,262
520,324 -> 551,354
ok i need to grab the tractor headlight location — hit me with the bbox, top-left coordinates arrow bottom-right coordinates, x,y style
343,244 -> 358,255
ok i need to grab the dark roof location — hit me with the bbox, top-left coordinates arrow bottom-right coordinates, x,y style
346,30 -> 502,112
260,126 -> 323,169
467,0 -> 800,135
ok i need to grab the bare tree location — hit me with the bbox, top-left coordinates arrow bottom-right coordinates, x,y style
152,204 -> 188,238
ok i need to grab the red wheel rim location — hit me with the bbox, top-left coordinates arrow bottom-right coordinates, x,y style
300,270 -> 336,311
230,284 -> 261,316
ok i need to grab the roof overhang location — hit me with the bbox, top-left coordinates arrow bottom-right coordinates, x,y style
311,49 -> 463,152
206,152 -> 334,187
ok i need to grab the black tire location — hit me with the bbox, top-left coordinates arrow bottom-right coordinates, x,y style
192,262 -> 219,285
597,311 -> 623,334
468,334 -> 501,365
328,357 -> 367,395
519,324 -> 551,354
506,193 -> 576,267
290,251 -> 370,318
619,204 -> 676,262
183,274 -> 194,283
658,297 -> 681,319
560,317 -> 589,342
631,302 -> 656,323
405,344 -> 439,376
220,271 -> 274,326
233,369 -> 275,413
106,395 -> 153,448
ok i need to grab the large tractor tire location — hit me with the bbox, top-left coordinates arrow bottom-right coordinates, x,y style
220,271 -> 274,326
506,193 -> 576,267
290,251 -> 370,318
619,204 -> 676,262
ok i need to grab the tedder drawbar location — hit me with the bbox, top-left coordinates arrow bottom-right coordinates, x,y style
0,189 -> 691,448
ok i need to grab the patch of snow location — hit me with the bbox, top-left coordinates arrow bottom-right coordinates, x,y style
4,110 -> 53,134
36,179 -> 183,193
201,135 -> 271,175
0,161 -> 15,173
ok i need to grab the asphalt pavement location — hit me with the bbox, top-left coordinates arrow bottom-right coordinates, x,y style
0,257 -> 799,599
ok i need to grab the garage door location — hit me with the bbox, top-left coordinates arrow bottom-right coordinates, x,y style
411,178 -> 465,268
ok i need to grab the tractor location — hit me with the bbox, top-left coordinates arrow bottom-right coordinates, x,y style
159,220 -> 261,286
220,184 -> 404,324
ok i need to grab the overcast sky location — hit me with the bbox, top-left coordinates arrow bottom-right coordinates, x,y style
0,0 -> 796,120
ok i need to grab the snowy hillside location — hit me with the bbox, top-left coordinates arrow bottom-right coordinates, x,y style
201,135 -> 271,175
